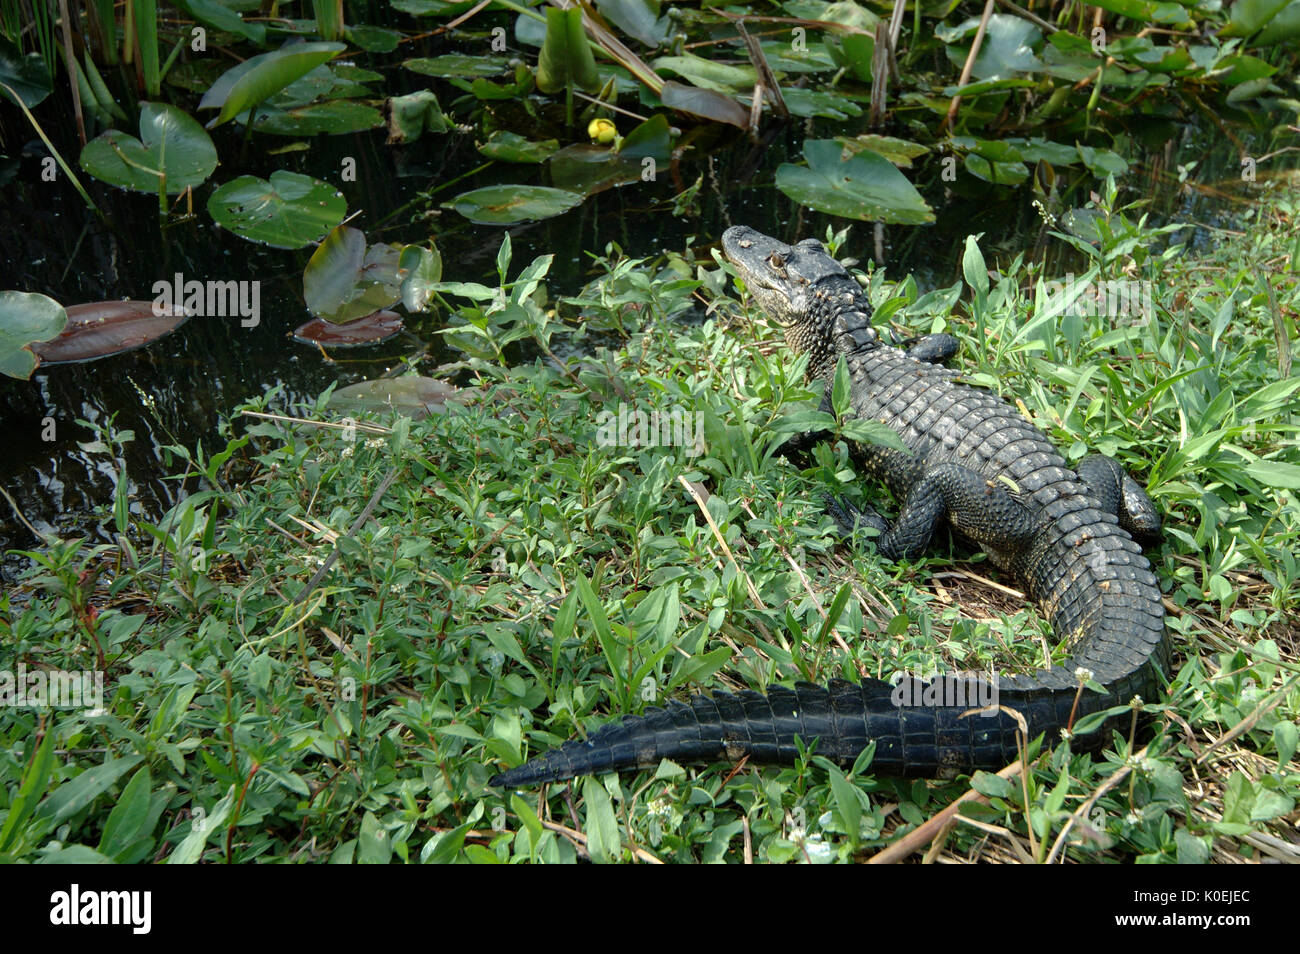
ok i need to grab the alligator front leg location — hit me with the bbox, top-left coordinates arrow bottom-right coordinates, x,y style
829,461 -> 1038,562
1075,454 -> 1162,547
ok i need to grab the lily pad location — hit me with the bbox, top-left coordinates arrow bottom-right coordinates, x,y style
837,134 -> 929,168
250,101 -> 385,135
293,310 -> 404,347
479,131 -> 559,163
207,171 -> 346,249
783,88 -> 864,120
79,102 -> 218,194
549,144 -> 643,195
303,226 -> 406,322
404,55 -> 513,78
31,300 -> 187,366
345,25 -> 402,52
775,139 -> 934,225
446,185 -> 584,225
0,291 -> 66,378
328,376 -> 467,417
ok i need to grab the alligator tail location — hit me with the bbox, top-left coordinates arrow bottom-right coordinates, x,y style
491,525 -> 1168,789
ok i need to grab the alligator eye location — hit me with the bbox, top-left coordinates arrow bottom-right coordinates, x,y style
768,253 -> 786,273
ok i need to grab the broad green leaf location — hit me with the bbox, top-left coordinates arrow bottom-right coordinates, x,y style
39,755 -> 144,827
537,6 -> 601,93
775,139 -> 934,225
388,90 -> 449,143
596,0 -> 672,46
828,766 -> 861,845
0,730 -> 56,853
79,102 -> 218,194
399,244 -> 444,312
582,777 -> 620,863
199,42 -> 345,127
167,788 -> 235,863
97,766 -> 154,861
171,0 -> 266,44
358,811 -> 392,862
0,36 -> 53,107
651,54 -> 755,93
207,171 -> 346,249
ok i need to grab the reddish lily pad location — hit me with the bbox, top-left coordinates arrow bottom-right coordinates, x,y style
32,300 -> 188,365
293,310 -> 404,347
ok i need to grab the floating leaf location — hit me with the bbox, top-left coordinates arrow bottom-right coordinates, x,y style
479,131 -> 558,163
250,101 -> 384,135
783,88 -> 864,120
775,139 -> 934,224
837,134 -> 928,167
404,55 -> 512,78
345,25 -> 402,52
79,102 -> 218,194
31,300 -> 187,366
207,171 -> 346,249
303,226 -> 406,322
549,144 -> 643,195
446,185 -> 584,224
0,291 -> 66,378
293,310 -> 404,347
199,42 -> 345,127
328,376 -> 468,417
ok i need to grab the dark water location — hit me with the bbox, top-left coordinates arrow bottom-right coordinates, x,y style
0,74 -> 1287,573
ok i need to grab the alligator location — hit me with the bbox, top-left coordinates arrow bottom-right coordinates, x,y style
489,226 -> 1168,789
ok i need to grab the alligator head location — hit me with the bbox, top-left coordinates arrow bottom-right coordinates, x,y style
722,226 -> 878,379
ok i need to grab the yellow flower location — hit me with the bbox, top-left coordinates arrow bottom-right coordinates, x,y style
587,118 -> 616,144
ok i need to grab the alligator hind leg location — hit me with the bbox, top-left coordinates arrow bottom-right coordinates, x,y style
898,333 -> 960,365
832,462 -> 1037,562
1075,454 -> 1162,547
